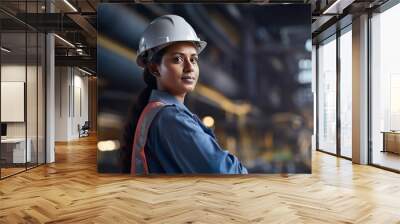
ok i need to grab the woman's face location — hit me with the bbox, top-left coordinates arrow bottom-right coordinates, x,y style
154,42 -> 199,96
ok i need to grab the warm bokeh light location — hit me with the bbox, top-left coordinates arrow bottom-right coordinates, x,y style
97,140 -> 120,151
202,116 -> 215,128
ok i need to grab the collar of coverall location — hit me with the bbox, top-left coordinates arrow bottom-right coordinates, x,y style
149,89 -> 194,117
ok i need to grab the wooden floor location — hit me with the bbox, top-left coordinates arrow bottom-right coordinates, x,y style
1,163 -> 46,178
373,150 -> 400,171
1,135 -> 400,223
1,167 -> 26,178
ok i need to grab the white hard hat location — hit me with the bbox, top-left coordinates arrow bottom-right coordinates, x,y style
136,14 -> 207,68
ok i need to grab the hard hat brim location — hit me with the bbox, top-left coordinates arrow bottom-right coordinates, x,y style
136,40 -> 207,68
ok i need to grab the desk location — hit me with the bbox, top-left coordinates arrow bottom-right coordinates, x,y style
382,131 -> 400,154
1,138 -> 31,163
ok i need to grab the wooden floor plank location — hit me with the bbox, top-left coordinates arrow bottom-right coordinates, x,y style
0,135 -> 400,223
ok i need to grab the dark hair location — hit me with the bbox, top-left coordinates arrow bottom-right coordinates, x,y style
120,47 -> 167,173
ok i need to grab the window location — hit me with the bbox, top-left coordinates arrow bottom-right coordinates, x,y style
371,3 -> 400,171
339,29 -> 352,158
317,37 -> 337,154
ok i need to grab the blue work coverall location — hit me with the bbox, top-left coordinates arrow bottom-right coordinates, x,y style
145,90 -> 248,174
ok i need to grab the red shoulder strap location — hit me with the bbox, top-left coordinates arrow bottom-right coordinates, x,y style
130,101 -> 166,175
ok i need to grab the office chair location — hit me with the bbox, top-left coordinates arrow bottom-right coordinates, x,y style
79,121 -> 90,138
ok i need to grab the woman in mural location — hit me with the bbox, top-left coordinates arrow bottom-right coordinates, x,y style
121,14 -> 247,174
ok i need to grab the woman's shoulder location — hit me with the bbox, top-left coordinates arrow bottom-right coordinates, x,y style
152,104 -> 196,127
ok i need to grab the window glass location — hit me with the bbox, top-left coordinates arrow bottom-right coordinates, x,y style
371,3 -> 400,171
318,37 -> 337,154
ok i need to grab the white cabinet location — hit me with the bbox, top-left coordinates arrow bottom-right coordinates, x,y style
1,138 -> 31,163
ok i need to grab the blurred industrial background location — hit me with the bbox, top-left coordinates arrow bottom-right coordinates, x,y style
97,4 -> 312,173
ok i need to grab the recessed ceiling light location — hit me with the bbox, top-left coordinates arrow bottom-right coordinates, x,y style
63,0 -> 78,12
78,67 -> 92,76
1,47 -> 11,53
54,34 -> 75,48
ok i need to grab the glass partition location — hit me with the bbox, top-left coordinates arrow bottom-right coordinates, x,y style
0,1 -> 46,179
27,30 -> 38,169
27,0 -> 40,170
1,30 -> 28,177
38,32 -> 45,165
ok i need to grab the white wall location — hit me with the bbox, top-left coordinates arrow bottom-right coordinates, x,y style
55,66 -> 69,141
1,65 -> 39,138
55,67 -> 89,141
1,64 -> 45,163
1,65 -> 26,140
